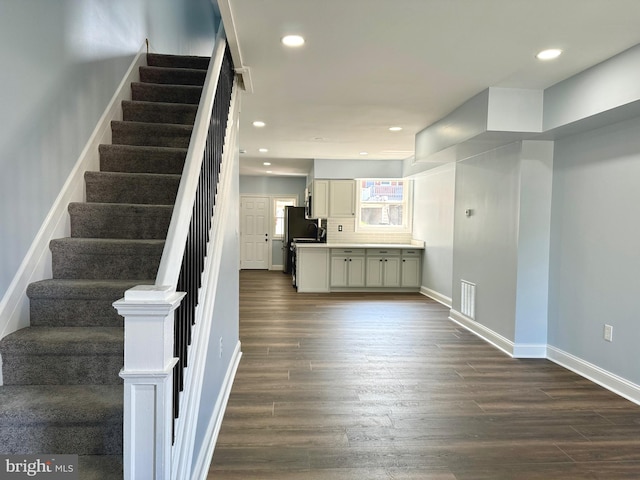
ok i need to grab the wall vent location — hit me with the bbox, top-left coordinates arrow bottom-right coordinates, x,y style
461,280 -> 476,319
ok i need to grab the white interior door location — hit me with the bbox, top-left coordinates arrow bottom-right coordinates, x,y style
240,196 -> 269,269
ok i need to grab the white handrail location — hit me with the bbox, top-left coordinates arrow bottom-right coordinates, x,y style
155,21 -> 228,288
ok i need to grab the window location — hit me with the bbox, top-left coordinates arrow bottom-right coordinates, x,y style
273,197 -> 297,237
356,179 -> 412,232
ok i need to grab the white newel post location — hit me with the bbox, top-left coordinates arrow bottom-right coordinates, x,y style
113,285 -> 186,480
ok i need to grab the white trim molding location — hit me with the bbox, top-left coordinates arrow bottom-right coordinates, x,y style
420,286 -> 452,308
547,345 -> 640,406
449,309 -> 546,359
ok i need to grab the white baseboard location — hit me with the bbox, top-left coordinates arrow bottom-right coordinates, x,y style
270,265 -> 284,272
449,309 -> 514,357
191,341 -> 242,480
0,44 -> 146,348
449,309 -> 547,359
448,310 -> 640,404
547,345 -> 640,406
420,286 -> 452,308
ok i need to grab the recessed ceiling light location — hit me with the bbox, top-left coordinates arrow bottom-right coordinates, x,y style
536,48 -> 562,60
252,121 -> 266,128
263,162 -> 271,166
259,148 -> 268,153
282,35 -> 305,47
389,126 -> 403,132
359,152 -> 369,156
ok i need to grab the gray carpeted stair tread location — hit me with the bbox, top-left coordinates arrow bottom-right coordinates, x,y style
111,120 -> 193,148
0,327 -> 124,355
99,144 -> 187,174
131,82 -> 202,104
0,327 -> 123,355
0,385 -> 122,454
79,455 -> 123,480
139,65 -> 207,86
0,327 -> 124,385
122,100 -> 198,125
28,279 -> 152,328
28,278 -> 152,299
147,53 -> 209,70
69,202 -> 173,239
0,385 -> 122,423
85,171 -> 181,205
50,238 -> 164,280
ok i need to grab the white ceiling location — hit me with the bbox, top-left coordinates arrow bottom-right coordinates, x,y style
220,0 -> 640,177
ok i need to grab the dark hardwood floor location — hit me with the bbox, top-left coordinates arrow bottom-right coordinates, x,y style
209,270 -> 640,479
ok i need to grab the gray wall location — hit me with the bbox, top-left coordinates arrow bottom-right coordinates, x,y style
411,163 -> 455,303
452,143 -> 521,341
0,0 -> 218,300
549,115 -> 640,384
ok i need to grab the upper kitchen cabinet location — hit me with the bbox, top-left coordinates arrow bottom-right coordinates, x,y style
309,180 -> 329,218
329,180 -> 356,217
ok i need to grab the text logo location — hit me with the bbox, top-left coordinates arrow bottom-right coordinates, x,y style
0,456 -> 78,480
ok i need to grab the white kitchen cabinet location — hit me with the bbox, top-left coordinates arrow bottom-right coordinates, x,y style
329,180 -> 356,217
401,250 -> 421,287
366,249 -> 401,287
297,247 -> 329,292
310,180 -> 329,219
330,249 -> 365,287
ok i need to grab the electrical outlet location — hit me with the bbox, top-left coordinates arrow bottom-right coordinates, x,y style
338,225 -> 343,232
603,324 -> 613,342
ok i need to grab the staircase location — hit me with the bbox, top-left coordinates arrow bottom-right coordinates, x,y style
0,53 -> 210,479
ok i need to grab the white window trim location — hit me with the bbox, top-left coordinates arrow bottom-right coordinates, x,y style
355,179 -> 413,234
273,196 -> 298,239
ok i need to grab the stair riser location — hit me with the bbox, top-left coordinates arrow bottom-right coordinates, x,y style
85,173 -> 180,205
147,53 -> 209,70
122,101 -> 197,125
51,251 -> 161,280
2,355 -> 123,385
112,122 -> 192,149
30,299 -> 123,327
99,145 -> 186,174
0,424 -> 122,455
131,83 -> 202,104
69,205 -> 172,240
139,66 -> 206,86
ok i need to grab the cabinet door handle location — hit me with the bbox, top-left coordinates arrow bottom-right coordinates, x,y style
385,259 -> 388,262
379,259 -> 382,262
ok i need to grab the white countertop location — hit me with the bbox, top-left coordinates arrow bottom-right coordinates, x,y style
295,240 -> 424,249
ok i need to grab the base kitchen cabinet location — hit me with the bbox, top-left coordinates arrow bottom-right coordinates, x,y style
297,247 -> 330,292
330,249 -> 365,287
295,243 -> 423,293
401,249 -> 422,287
366,249 -> 401,287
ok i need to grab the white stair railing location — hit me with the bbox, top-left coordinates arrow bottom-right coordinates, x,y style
114,20 -> 237,480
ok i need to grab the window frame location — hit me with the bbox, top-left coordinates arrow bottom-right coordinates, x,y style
272,197 -> 298,239
354,178 -> 413,234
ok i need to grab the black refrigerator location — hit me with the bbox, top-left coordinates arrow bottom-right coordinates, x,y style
283,206 -> 318,273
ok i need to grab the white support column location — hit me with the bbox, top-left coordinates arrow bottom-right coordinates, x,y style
113,285 -> 186,480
